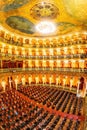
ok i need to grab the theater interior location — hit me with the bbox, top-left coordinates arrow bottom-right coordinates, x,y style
0,0 -> 87,130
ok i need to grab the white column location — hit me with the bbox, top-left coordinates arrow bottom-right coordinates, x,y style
9,80 -> 12,89
28,76 -> 32,85
77,81 -> 80,96
15,79 -> 18,90
42,75 -> 46,85
22,77 -> 25,85
1,81 -> 6,92
35,76 -> 39,84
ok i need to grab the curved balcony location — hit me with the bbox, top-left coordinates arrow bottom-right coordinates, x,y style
0,68 -> 87,74
0,36 -> 87,48
0,53 -> 87,60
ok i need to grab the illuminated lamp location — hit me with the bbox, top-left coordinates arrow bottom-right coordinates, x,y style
36,21 -> 56,34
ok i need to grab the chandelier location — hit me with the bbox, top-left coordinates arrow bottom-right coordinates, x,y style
36,21 -> 56,34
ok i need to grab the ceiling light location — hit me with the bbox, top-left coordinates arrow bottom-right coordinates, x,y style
36,21 -> 56,34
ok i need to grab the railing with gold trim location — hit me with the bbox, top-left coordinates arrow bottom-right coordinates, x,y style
0,68 -> 86,73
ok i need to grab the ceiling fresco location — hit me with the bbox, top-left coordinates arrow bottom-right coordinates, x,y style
56,22 -> 76,34
6,16 -> 35,34
0,0 -> 87,37
0,0 -> 31,12
63,0 -> 87,22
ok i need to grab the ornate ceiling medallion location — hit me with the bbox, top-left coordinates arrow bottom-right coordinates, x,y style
30,2 -> 59,20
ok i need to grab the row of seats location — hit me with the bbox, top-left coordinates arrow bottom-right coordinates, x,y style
18,85 -> 84,116
0,89 -> 84,130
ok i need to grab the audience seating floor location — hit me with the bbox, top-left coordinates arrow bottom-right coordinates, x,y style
0,85 -> 86,130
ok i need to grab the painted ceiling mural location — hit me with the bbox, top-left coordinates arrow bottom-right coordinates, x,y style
6,16 -> 35,34
62,0 -> 87,22
0,0 -> 87,37
0,0 -> 31,12
56,22 -> 76,34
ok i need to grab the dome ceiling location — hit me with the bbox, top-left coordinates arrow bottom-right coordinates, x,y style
63,0 -> 87,22
0,0 -> 87,37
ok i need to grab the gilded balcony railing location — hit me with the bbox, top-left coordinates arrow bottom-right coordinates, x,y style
0,53 -> 87,60
0,36 -> 87,48
0,68 -> 86,73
